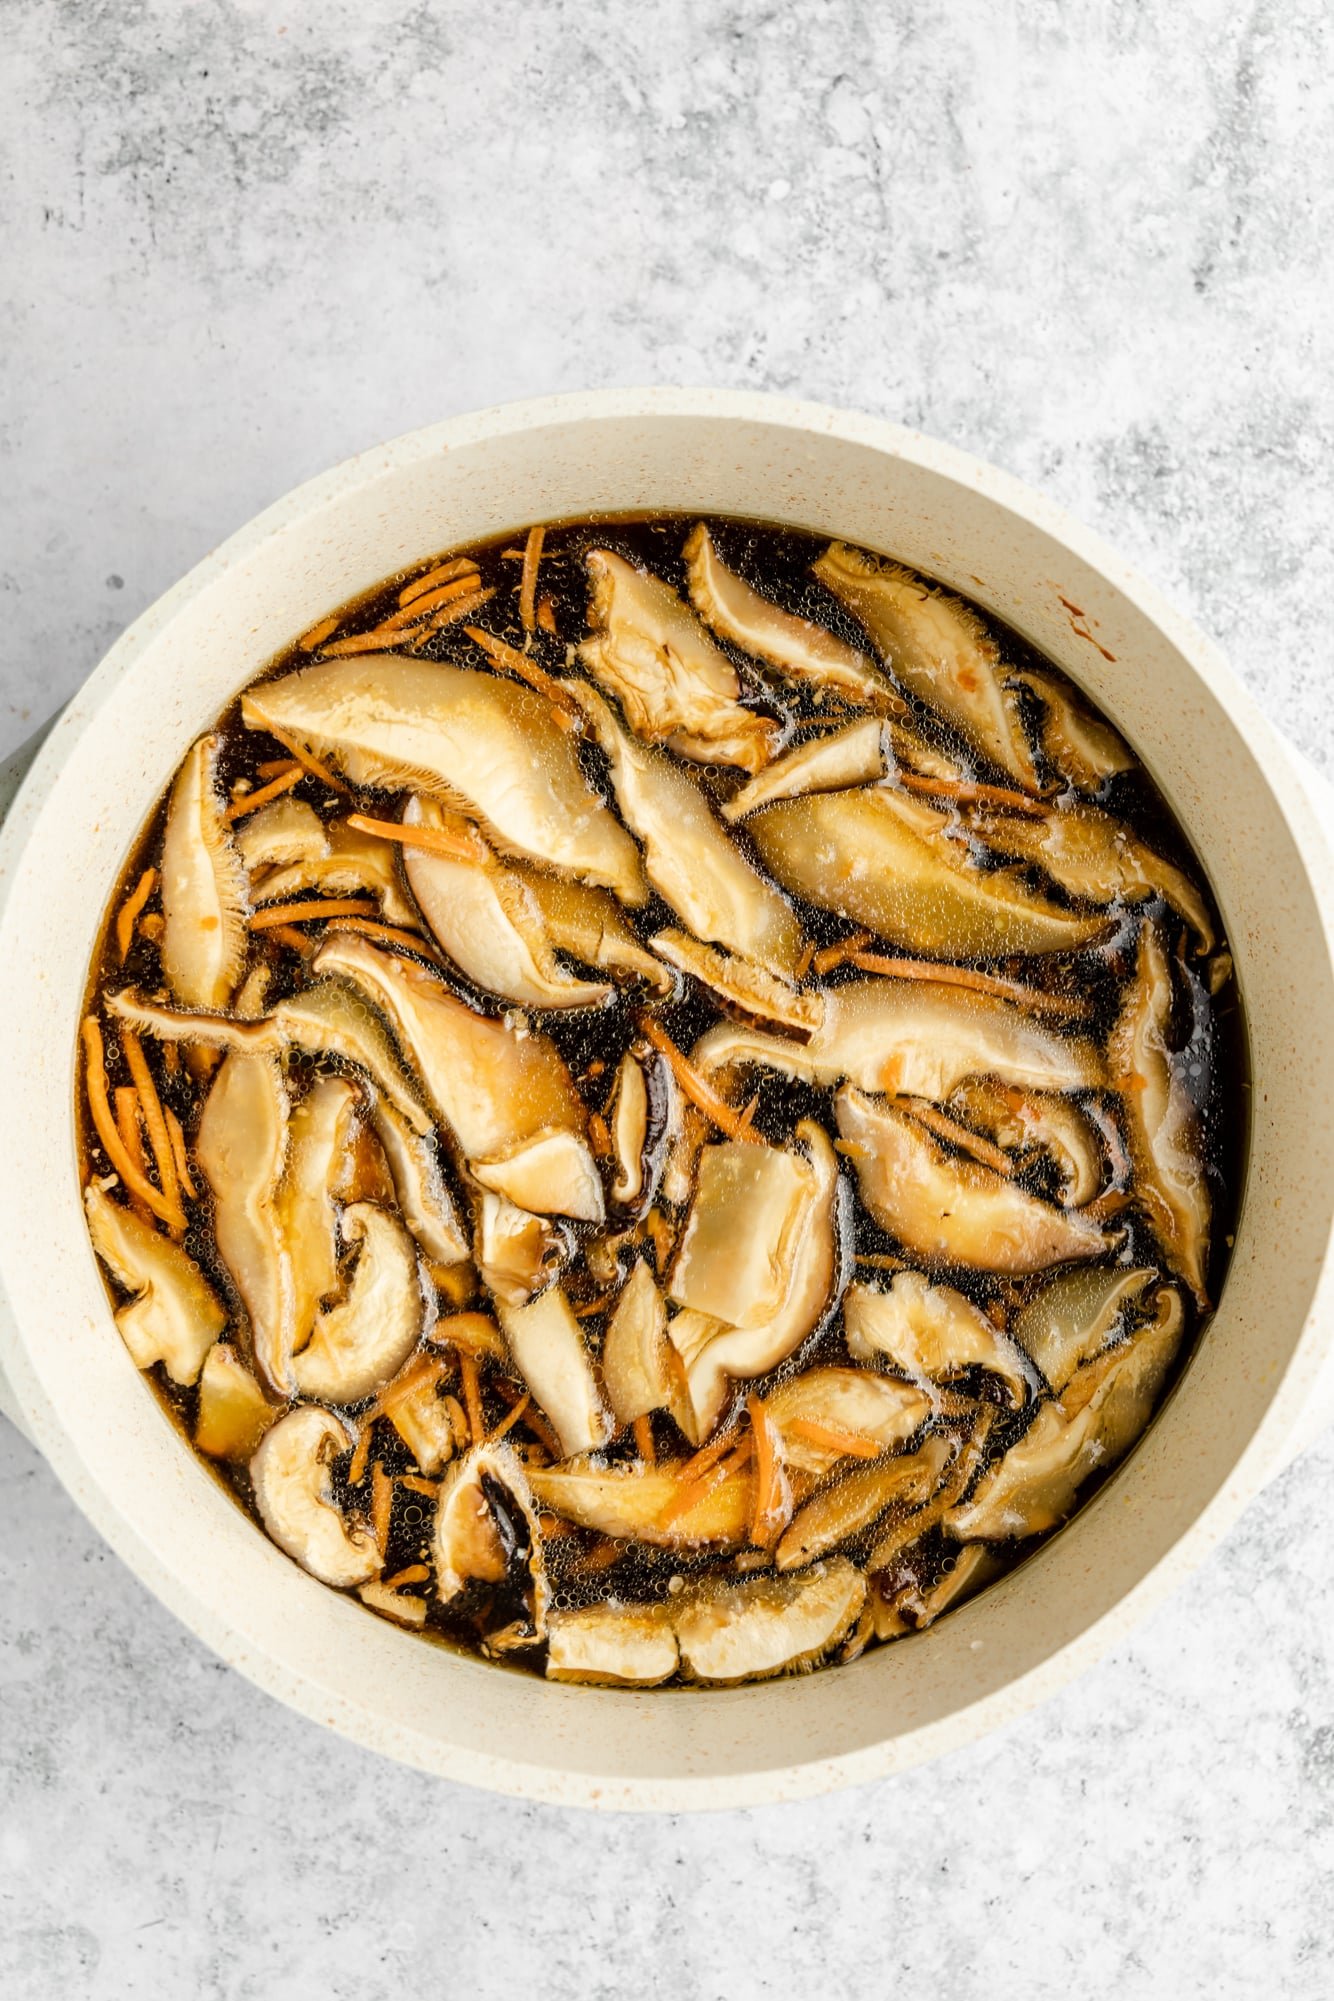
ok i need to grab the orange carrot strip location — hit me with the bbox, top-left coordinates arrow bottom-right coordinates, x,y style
679,1426 -> 745,1484
371,1464 -> 393,1553
655,1442 -> 751,1530
224,765 -> 304,821
249,897 -> 377,930
573,1537 -> 624,1575
81,1020 -> 181,1229
383,1563 -> 431,1588
139,912 -> 165,944
462,625 -> 581,721
855,1250 -> 908,1271
318,622 -> 431,658
847,951 -> 1090,1019
398,558 -> 480,608
376,1355 -> 448,1415
636,1017 -> 763,1144
114,1087 -> 153,1226
265,924 -> 318,957
536,595 -> 558,635
380,575 -> 484,630
263,724 -> 351,795
345,811 -> 484,863
897,771 -> 1049,817
323,917 -> 437,957
116,868 -> 157,963
487,1393 -> 531,1444
587,1112 -> 611,1158
902,1100 -> 1014,1177
298,615 -> 339,652
414,587 -> 497,640
518,524 -> 544,633
398,1474 -> 439,1499
812,929 -> 872,975
633,1414 -> 656,1465
348,1422 -> 374,1487
786,1419 -> 885,1460
256,758 -> 303,780
163,1105 -> 197,1200
459,1351 -> 483,1444
747,1395 -> 778,1546
795,940 -> 815,979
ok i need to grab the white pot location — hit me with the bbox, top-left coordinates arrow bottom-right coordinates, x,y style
2,389 -> 1332,1811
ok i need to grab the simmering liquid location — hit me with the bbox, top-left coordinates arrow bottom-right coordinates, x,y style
77,516 -> 1245,1688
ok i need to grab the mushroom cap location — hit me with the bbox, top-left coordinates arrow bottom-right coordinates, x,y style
291,1202 -> 430,1405
674,1559 -> 867,1683
251,1406 -> 380,1588
84,1183 -> 226,1386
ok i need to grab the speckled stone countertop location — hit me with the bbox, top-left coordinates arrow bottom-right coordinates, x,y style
3,3 -> 1333,1995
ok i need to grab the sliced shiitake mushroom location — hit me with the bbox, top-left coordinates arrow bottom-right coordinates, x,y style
495,1286 -> 612,1458
251,1406 -> 380,1588
722,718 -> 889,822
196,1051 -> 294,1395
291,1203 -> 430,1405
473,1192 -> 570,1307
650,930 -> 821,1037
507,865 -> 675,995
279,1076 -> 359,1349
1013,1264 -> 1156,1393
433,1441 -> 549,1645
235,795 -> 328,874
242,655 -> 646,903
471,1128 -> 606,1226
527,1457 -> 752,1549
369,1098 -> 470,1268
160,734 -> 250,1011
545,1602 -> 680,1686
84,1182 -> 226,1385
887,1543 -> 1004,1629
194,1341 -> 280,1459
673,1558 -> 867,1682
774,1435 -> 955,1571
844,1272 -> 1034,1408
1009,667 -> 1134,793
763,1366 -> 935,1475
945,1078 -> 1105,1208
600,1261 -> 674,1429
579,548 -> 780,773
835,1088 -> 1115,1274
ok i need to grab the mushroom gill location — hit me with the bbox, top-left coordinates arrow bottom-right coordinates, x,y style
1009,667 -> 1134,794
579,548 -> 779,773
159,734 -> 250,1010
251,1406 -> 380,1588
649,929 -> 821,1037
291,1203 -> 430,1404
774,1435 -> 955,1572
196,1052 -> 295,1395
433,1442 -> 550,1647
844,1272 -> 1034,1408
84,1182 -> 226,1385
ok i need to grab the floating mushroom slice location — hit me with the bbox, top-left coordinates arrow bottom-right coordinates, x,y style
685,523 -> 899,712
608,1051 -> 647,1208
546,1602 -> 680,1686
891,1543 -> 1004,1629
496,1287 -> 612,1458
965,801 -> 1215,953
579,548 -> 779,773
359,1580 -> 428,1628
674,1558 -> 866,1682
722,719 -> 889,822
811,545 -> 1040,789
946,1286 -> 1184,1540
527,1458 -> 752,1548
570,682 -> 803,980
947,1078 -> 1104,1208
845,1272 -> 1035,1408
251,1406 -> 380,1588
1013,1264 -> 1156,1392
650,930 -> 820,1038
84,1183 -> 226,1386
254,820 -> 417,927
508,865 -> 674,995
748,786 -> 1109,958
763,1366 -> 934,1474
601,1262 -> 674,1427
243,655 -> 646,903
313,933 -> 590,1175
159,734 -> 250,1010
236,795 -> 329,874
474,1192 -> 570,1307
194,1341 -> 280,1459
865,1406 -> 999,1573
774,1436 -> 954,1571
279,1076 -> 360,1348
196,1052 -> 294,1394
1010,667 -> 1134,793
381,1361 -> 456,1475
693,974 -> 1102,1102
399,797 -> 613,1009
291,1203 -> 429,1404
836,1088 -> 1115,1274
471,1128 -> 606,1226
1109,924 -> 1211,1301
433,1443 -> 549,1643
370,1099 -> 470,1267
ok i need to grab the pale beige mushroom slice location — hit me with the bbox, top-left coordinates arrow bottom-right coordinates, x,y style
471,1129 -> 605,1226
890,1543 -> 1004,1629
748,786 -> 1109,958
763,1366 -> 935,1475
279,1076 -> 360,1348
693,974 -> 1102,1102
965,801 -> 1215,953
865,1406 -> 999,1574
774,1436 -> 955,1571
1010,667 -> 1134,793
812,545 -> 1040,789
399,797 -> 613,1009
579,548 -> 780,773
1013,1264 -> 1156,1392
251,1406 -> 380,1588
253,819 -> 418,928
84,1183 -> 227,1385
946,1078 -> 1105,1208
243,655 -> 646,903
433,1442 -> 549,1645
527,1457 -> 752,1548
685,523 -> 899,711
159,734 -> 250,1010
194,1342 -> 281,1459
601,1262 -> 674,1427
508,866 -> 675,995
570,682 -> 804,980
236,795 -> 329,874
836,1088 -> 1115,1274
844,1272 -> 1034,1408
291,1204 -> 430,1404
722,719 -> 889,822
945,1285 -> 1185,1539
370,1099 -> 470,1268
496,1287 -> 612,1458
667,1122 -> 842,1442
546,1602 -> 680,1685
674,1558 -> 866,1682
196,1052 -> 294,1394
606,1048 -> 666,1211
649,930 -> 821,1036
358,1580 -> 429,1628
1109,923 -> 1212,1301
474,1192 -> 570,1307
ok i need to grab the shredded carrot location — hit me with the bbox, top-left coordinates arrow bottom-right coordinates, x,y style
318,622 -> 430,657
256,758 -> 302,780
398,558 -> 481,608
250,897 -> 377,930
323,917 -> 438,957
442,1394 -> 471,1448
375,1354 -> 447,1415
747,1394 -> 779,1546
501,547 -> 525,560
633,1414 -> 656,1465
265,924 -> 318,957
163,1105 -> 197,1200
518,524 -> 545,633
795,940 -> 816,979
398,1474 -> 439,1499
636,1016 -> 763,1144
573,1536 -> 624,1575
263,723 -> 351,795
734,1092 -> 760,1140
538,1512 -> 579,1538
572,1294 -> 612,1320
656,1442 -> 751,1530
834,1139 -> 871,1160
463,626 -> 581,722
348,1422 -> 374,1487
429,1310 -> 505,1358
812,929 -> 872,975
847,951 -> 1090,1018
379,575 -> 485,632
786,1418 -> 886,1460
679,1427 -> 745,1485
642,1208 -> 674,1274
139,912 -> 165,944
897,771 -> 1049,817
1083,1188 -> 1133,1222
902,1099 -> 1014,1177
224,765 -> 304,821
855,1250 -> 908,1271
459,1350 -> 483,1444
536,595 -> 558,635
116,868 -> 157,963
114,1087 -> 153,1226
587,1111 -> 611,1158
345,811 -> 484,863
487,1393 -> 531,1444
383,1562 -> 431,1588
370,1463 -> 393,1553
81,1019 -> 181,1229
299,614 -> 340,652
